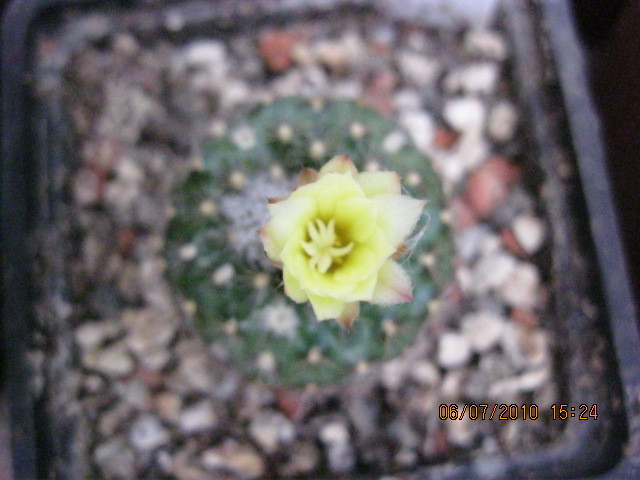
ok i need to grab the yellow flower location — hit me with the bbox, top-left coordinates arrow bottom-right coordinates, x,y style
259,155 -> 426,328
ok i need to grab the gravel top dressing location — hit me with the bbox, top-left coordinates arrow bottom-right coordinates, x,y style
30,2 -> 567,478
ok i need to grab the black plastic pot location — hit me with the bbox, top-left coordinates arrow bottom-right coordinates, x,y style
1,1 -> 639,479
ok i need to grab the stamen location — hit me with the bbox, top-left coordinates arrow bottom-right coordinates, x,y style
302,218 -> 354,273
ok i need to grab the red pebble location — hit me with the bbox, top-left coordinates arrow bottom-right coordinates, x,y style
433,128 -> 460,150
500,228 -> 527,257
450,196 -> 477,230
512,307 -> 540,328
465,156 -> 520,218
258,31 -> 300,72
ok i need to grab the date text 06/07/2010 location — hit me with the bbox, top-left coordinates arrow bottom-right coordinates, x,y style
438,403 -> 599,421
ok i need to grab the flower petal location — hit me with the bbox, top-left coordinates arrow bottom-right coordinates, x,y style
307,293 -> 349,321
333,196 -> 377,242
373,194 -> 426,247
292,172 -> 363,218
371,259 -> 413,305
339,273 -> 378,302
263,196 -> 316,262
356,171 -> 401,197
283,267 -> 308,303
337,302 -> 360,329
332,244 -> 377,283
318,154 -> 357,177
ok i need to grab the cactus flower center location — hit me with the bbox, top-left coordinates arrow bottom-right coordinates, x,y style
301,218 -> 354,274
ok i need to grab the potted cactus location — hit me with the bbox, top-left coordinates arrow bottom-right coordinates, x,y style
2,0 -> 638,479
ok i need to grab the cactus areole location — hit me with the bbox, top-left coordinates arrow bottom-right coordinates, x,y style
167,98 -> 454,387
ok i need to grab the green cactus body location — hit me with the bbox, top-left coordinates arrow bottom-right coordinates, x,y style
167,97 -> 454,387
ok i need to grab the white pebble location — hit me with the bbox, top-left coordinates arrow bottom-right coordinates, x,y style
464,30 -> 508,61
444,63 -> 499,95
179,401 -> 218,434
462,311 -> 506,353
400,110 -> 435,154
130,415 -> 169,452
437,332 -> 472,369
410,360 -> 440,386
443,97 -> 486,135
512,214 -> 545,255
488,101 -> 518,142
383,130 -> 407,153
397,51 -> 440,87
498,262 -> 540,309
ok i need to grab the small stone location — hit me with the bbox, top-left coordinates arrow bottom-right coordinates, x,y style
201,441 -> 265,479
319,422 -> 355,473
498,262 -> 540,309
410,360 -> 440,387
83,342 -> 134,378
123,308 -> 176,356
381,359 -> 407,390
501,324 -> 550,370
362,71 -> 397,114
512,214 -> 545,255
315,41 -> 348,71
393,88 -> 422,110
464,30 -> 508,61
278,441 -> 320,476
443,97 -> 486,135
74,168 -> 101,206
437,332 -> 472,369
208,119 -> 227,137
309,140 -> 326,159
466,156 -> 520,217
488,367 -> 550,398
382,130 -> 407,153
450,196 -> 477,230
472,250 -> 517,294
199,200 -> 218,217
94,438 -> 135,478
130,414 -> 170,452
433,128 -> 460,150
462,311 -> 506,353
397,51 -> 440,87
212,263 -> 235,286
75,320 -> 121,351
444,63 -> 499,95
179,401 -> 218,434
259,30 -> 299,72
446,415 -> 476,447
179,243 -> 197,261
400,109 -> 435,154
511,308 -> 540,328
98,403 -> 132,437
154,392 -> 182,422
488,101 -> 518,142
249,411 -> 296,453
